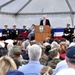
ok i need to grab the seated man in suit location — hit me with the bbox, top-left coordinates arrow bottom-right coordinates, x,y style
40,15 -> 50,26
62,23 -> 73,41
11,25 -> 19,39
1,25 -> 10,40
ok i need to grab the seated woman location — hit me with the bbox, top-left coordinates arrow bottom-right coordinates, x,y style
59,41 -> 68,60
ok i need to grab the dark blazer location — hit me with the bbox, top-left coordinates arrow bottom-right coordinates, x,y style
1,29 -> 11,40
63,27 -> 73,35
2,29 -> 10,36
11,29 -> 19,39
40,19 -> 50,26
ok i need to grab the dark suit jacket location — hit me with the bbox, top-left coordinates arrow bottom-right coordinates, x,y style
40,19 -> 50,26
63,27 -> 73,35
2,29 -> 10,36
11,29 -> 19,39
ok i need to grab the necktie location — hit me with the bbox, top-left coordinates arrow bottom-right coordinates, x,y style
43,20 -> 46,25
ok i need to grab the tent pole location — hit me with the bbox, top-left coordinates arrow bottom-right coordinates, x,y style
65,0 -> 74,27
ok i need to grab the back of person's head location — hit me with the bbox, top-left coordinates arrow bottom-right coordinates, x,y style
59,41 -> 67,54
0,56 -> 17,75
56,68 -> 75,75
28,44 -> 42,61
60,38 -> 66,42
40,66 -> 53,75
45,45 -> 51,56
37,42 -> 45,53
6,70 -> 24,75
66,46 -> 75,64
9,45 -> 21,58
69,42 -> 75,47
0,47 -> 8,57
7,43 -> 14,56
49,38 -> 53,44
23,40 -> 30,49
30,40 -> 37,45
49,48 -> 59,58
17,40 -> 22,46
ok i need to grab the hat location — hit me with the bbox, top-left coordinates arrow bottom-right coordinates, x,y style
67,23 -> 70,26
13,25 -> 16,27
23,26 -> 26,27
49,48 -> 59,58
13,46 -> 21,55
66,46 -> 75,59
4,25 -> 8,27
6,70 -> 24,75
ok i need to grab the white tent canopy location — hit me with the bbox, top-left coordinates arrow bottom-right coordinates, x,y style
0,0 -> 75,28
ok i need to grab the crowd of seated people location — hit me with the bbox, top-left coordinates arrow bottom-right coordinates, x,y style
0,34 -> 75,75
0,23 -> 75,75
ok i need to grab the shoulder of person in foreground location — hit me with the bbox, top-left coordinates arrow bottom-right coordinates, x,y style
55,68 -> 75,75
52,60 -> 68,75
6,70 -> 24,75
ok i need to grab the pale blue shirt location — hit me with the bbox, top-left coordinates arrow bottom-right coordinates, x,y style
53,60 -> 68,75
18,61 -> 44,75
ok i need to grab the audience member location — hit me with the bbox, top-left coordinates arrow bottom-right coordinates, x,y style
18,44 -> 44,75
0,47 -> 8,57
53,60 -> 68,75
0,56 -> 17,75
53,46 -> 75,75
21,40 -> 30,60
39,43 -> 48,66
40,66 -> 53,75
65,46 -> 75,68
47,48 -> 61,69
9,45 -> 27,65
56,68 -> 75,75
59,41 -> 68,60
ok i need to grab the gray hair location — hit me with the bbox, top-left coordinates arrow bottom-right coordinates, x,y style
22,40 -> 30,49
28,44 -> 42,61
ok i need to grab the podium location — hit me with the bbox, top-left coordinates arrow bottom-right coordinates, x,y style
35,25 -> 51,42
